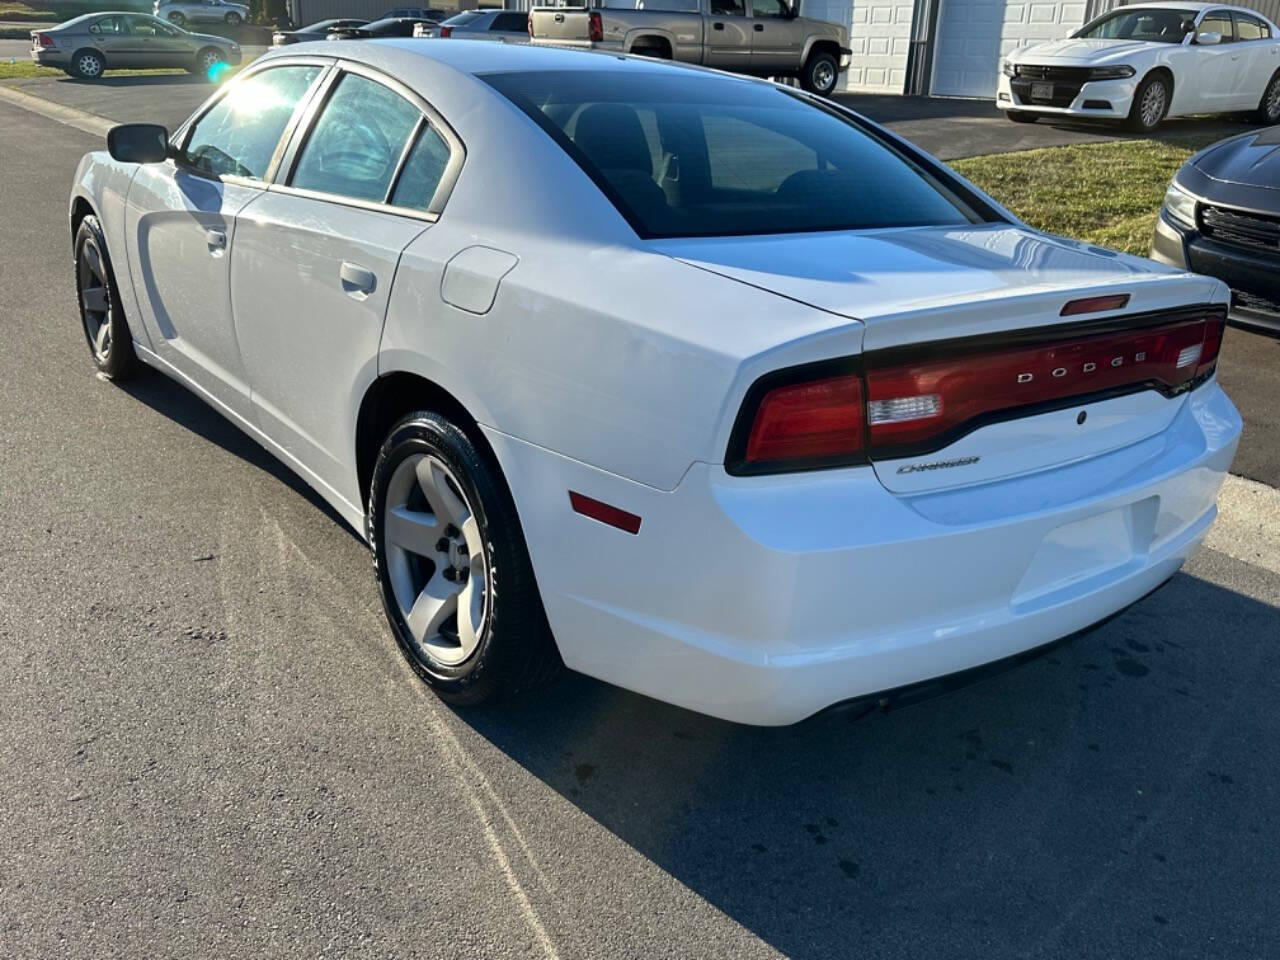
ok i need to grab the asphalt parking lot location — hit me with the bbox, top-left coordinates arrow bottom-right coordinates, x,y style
1,75 -> 1279,959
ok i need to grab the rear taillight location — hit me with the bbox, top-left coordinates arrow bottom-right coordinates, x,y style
588,10 -> 603,41
439,24 -> 452,36
35,32 -> 54,47
729,309 -> 1225,474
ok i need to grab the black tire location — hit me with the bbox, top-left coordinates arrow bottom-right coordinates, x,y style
167,11 -> 186,25
194,46 -> 225,77
368,411 -> 561,706
1256,71 -> 1280,125
69,49 -> 105,80
74,215 -> 143,381
800,51 -> 839,96
1006,109 -> 1038,123
224,11 -> 241,24
1126,73 -> 1170,133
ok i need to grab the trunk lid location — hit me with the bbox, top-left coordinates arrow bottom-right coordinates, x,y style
658,225 -> 1225,492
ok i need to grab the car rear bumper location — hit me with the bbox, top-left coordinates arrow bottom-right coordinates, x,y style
30,49 -> 69,67
996,73 -> 1137,119
484,380 -> 1240,725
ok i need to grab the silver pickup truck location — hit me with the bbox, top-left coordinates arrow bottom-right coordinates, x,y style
528,0 -> 851,96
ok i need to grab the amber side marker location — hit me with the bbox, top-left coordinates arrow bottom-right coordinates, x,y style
1061,294 -> 1131,316
569,491 -> 642,535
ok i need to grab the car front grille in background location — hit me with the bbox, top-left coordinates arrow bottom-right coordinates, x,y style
1010,66 -> 1092,108
1235,291 -> 1280,319
1016,65 -> 1094,82
1200,204 -> 1280,254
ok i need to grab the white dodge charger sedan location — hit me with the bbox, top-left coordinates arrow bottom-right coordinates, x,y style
70,41 -> 1241,724
998,2 -> 1280,131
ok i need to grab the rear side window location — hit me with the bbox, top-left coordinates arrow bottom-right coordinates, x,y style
1235,13 -> 1270,39
484,69 -> 980,239
390,125 -> 452,211
182,65 -> 322,180
491,12 -> 527,30
291,73 -> 422,203
88,16 -> 128,34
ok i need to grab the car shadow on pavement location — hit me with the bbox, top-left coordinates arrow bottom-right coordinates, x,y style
116,373 -> 358,540
461,569 -> 1280,959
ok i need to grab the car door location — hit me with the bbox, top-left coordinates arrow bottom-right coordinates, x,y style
1191,9 -> 1239,111
84,16 -> 137,67
125,16 -> 189,67
124,62 -> 327,425
705,0 -> 752,68
1231,12 -> 1280,108
230,66 -> 459,503
748,0 -> 802,74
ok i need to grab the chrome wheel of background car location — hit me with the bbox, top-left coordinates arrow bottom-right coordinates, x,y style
77,237 -> 112,363
200,49 -> 224,71
1140,81 -> 1166,129
812,61 -> 835,92
75,52 -> 103,78
224,11 -> 241,24
168,11 -> 185,25
383,453 -> 490,667
1264,77 -> 1280,123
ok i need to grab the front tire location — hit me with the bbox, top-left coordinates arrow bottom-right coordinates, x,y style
801,51 -> 839,96
368,412 -> 560,706
1006,109 -> 1038,123
1126,73 -> 1169,133
74,215 -> 142,381
167,11 -> 186,26
1256,71 -> 1280,125
224,11 -> 241,24
70,49 -> 105,80
193,46 -> 225,77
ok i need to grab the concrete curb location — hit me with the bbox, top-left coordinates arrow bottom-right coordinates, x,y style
0,80 -> 113,138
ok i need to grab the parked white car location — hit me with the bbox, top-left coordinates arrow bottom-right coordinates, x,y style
998,2 -> 1280,131
69,42 -> 1240,725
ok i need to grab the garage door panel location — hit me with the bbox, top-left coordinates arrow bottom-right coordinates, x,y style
843,0 -> 913,92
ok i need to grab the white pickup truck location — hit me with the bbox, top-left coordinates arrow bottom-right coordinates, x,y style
528,0 -> 852,95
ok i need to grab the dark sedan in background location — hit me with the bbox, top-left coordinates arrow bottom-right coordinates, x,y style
1154,128 -> 1280,334
325,15 -> 435,38
272,17 -> 366,44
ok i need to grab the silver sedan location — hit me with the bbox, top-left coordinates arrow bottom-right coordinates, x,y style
30,12 -> 241,80
154,0 -> 249,28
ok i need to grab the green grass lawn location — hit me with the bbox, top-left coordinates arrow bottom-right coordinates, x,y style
952,137 -> 1221,257
0,60 -> 185,79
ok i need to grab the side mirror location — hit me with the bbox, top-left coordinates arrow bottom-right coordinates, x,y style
106,123 -> 170,163
1195,30 -> 1222,45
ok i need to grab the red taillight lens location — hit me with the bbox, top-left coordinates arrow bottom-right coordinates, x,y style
1196,315 -> 1225,377
439,24 -> 452,36
588,11 -> 603,41
744,373 -> 865,466
36,32 -> 54,46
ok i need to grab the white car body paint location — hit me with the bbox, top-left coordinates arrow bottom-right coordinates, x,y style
70,40 -> 1241,724
997,2 -> 1280,121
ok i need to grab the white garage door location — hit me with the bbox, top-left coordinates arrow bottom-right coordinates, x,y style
930,0 -> 1088,98
837,0 -> 914,92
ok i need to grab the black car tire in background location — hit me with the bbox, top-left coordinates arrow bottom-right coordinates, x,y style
801,51 -> 839,96
1127,72 -> 1170,133
225,11 -> 242,24
1257,72 -> 1280,125
167,11 -> 186,25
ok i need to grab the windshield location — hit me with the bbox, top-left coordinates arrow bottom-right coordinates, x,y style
484,69 -> 981,239
1073,7 -> 1195,41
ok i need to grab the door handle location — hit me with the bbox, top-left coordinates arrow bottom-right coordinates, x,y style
713,20 -> 724,29
205,228 -> 226,252
754,22 -> 763,30
340,261 -> 376,298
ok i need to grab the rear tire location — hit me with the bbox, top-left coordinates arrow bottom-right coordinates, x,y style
801,51 -> 839,96
74,215 -> 142,381
70,49 -> 105,80
1255,71 -> 1280,125
368,412 -> 561,706
167,11 -> 186,25
1006,109 -> 1038,123
1126,73 -> 1169,133
224,11 -> 241,24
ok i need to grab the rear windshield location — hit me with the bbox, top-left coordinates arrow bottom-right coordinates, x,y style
442,10 -> 483,25
483,69 -> 981,239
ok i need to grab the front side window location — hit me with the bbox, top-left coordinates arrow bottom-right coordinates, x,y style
291,72 -> 422,202
1199,11 -> 1235,40
485,70 -> 979,239
182,65 -> 322,179
1074,7 -> 1194,41
89,16 -> 128,34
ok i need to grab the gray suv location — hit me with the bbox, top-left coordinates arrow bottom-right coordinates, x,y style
30,12 -> 240,79
154,0 -> 249,27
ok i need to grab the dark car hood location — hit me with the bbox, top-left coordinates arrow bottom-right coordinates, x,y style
1183,129 -> 1280,212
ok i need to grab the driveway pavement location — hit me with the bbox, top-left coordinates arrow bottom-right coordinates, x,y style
2,90 -> 1280,960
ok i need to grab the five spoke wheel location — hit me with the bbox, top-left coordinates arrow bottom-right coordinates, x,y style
384,454 -> 490,667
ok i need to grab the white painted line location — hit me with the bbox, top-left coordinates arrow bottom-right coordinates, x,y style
0,82 -> 114,137
1205,474 -> 1280,577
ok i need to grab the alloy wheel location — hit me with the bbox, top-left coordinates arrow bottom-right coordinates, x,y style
1140,81 -> 1166,129
77,238 -> 112,362
168,12 -> 185,24
812,61 -> 835,93
201,50 -> 223,70
383,454 -> 490,667
77,53 -> 103,77
1266,78 -> 1280,122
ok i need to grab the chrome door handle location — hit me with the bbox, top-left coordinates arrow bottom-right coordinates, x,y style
205,228 -> 226,251
340,261 -> 376,297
